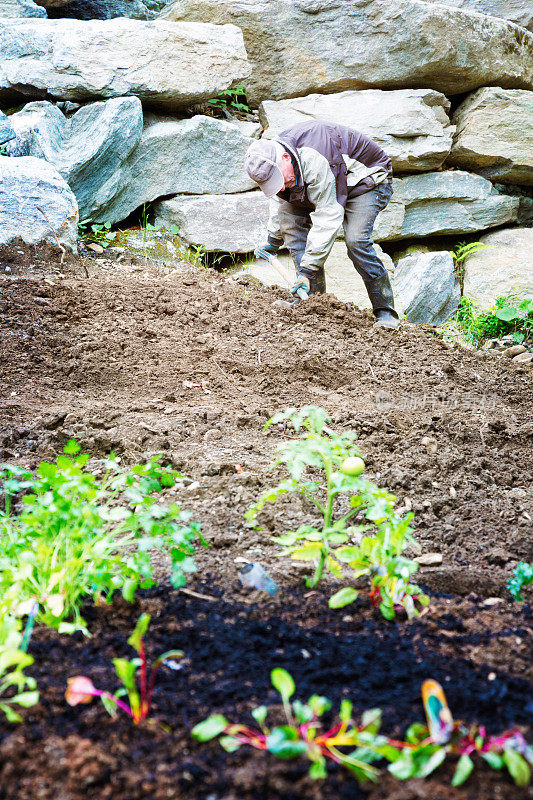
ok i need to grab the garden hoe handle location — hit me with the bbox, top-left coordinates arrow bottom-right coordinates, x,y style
255,248 -> 309,301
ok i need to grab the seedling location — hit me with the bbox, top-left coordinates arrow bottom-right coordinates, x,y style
208,85 -> 251,115
508,562 -> 533,601
192,668 -> 401,781
390,679 -> 532,787
78,218 -> 116,245
0,613 -> 39,722
0,442 -> 205,634
65,614 -> 183,724
246,407 -> 428,619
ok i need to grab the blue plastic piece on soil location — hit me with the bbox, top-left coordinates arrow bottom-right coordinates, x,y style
239,563 -> 279,596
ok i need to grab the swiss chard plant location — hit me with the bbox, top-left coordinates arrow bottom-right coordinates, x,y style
0,612 -> 39,723
245,407 -> 429,619
508,562 -> 533,601
0,442 -> 205,634
66,613 -> 183,724
389,679 -> 532,787
192,668 -> 402,781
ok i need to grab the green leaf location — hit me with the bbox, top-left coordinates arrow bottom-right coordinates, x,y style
389,751 -> 415,779
13,691 -> 39,708
64,439 -> 81,455
220,735 -> 242,752
336,546 -> 362,563
293,700 -> 314,724
290,543 -> 323,561
361,708 -> 382,735
416,747 -> 446,778
308,695 -> 331,717
251,705 -> 268,727
0,703 -> 23,723
271,668 -> 295,700
328,587 -> 359,609
192,714 -> 228,741
503,748 -> 531,787
481,751 -> 504,770
452,754 -> 474,786
122,578 -> 137,603
113,658 -> 137,693
495,306 -> 518,322
309,758 -> 327,779
127,613 -> 150,652
340,699 -> 353,723
266,726 -> 308,759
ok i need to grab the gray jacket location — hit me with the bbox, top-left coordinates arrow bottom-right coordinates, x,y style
267,121 -> 391,273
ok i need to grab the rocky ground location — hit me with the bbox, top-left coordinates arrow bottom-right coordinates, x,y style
0,244 -> 531,800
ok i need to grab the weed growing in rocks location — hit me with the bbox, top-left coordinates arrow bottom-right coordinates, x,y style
0,442 -> 205,634
246,407 -> 429,619
66,613 -> 184,724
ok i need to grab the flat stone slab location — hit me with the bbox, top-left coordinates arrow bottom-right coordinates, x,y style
100,114 -> 260,224
374,171 -> 520,241
462,227 -> 533,311
163,0 -> 533,104
260,89 -> 454,173
0,18 -> 250,108
0,155 -> 78,249
417,0 -> 532,32
448,87 -> 533,186
154,191 -> 269,252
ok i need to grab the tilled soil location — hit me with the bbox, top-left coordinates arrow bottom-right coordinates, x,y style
0,249 -> 532,799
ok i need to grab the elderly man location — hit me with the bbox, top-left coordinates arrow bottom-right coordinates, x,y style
245,120 -> 399,329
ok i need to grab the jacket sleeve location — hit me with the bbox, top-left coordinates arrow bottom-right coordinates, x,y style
266,197 -> 283,243
299,147 -> 344,273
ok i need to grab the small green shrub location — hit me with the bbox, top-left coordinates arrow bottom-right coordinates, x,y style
246,407 -> 428,619
441,296 -> 533,346
0,442 -> 205,634
208,85 -> 251,114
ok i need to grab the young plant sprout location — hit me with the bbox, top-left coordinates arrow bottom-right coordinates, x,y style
192,668 -> 402,782
508,562 -> 533,601
389,679 -> 533,787
245,407 -> 429,619
65,614 -> 183,724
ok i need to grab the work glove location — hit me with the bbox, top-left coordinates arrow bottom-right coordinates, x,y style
290,274 -> 310,297
254,235 -> 283,259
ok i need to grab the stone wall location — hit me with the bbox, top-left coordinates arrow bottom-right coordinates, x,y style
1,0 -> 532,324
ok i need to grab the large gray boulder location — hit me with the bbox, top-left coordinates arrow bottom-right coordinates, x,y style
34,0 -> 171,19
0,155 -> 78,249
374,171 -> 520,241
154,190 -> 269,252
462,227 -> 533,310
447,88 -> 533,186
0,19 -> 250,108
417,0 -> 532,32
260,89 -> 454,173
394,251 -> 460,325
0,0 -> 47,15
162,0 -> 533,104
4,97 -> 143,220
98,115 -> 260,224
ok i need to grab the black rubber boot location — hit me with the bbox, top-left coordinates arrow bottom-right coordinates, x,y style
364,273 -> 400,329
298,266 -> 326,295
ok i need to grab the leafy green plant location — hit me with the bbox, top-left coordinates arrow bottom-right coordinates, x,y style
0,613 -> 39,722
452,241 -> 491,286
0,442 -> 205,634
508,562 -> 533,601
78,218 -> 116,245
245,407 -> 429,619
193,667 -> 402,781
65,613 -> 183,723
440,296 -> 533,346
390,679 -> 532,787
208,85 -> 251,114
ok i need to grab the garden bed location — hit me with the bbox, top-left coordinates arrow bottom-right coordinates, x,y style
0,248 -> 531,798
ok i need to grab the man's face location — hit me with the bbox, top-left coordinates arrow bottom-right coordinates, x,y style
279,152 -> 296,189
